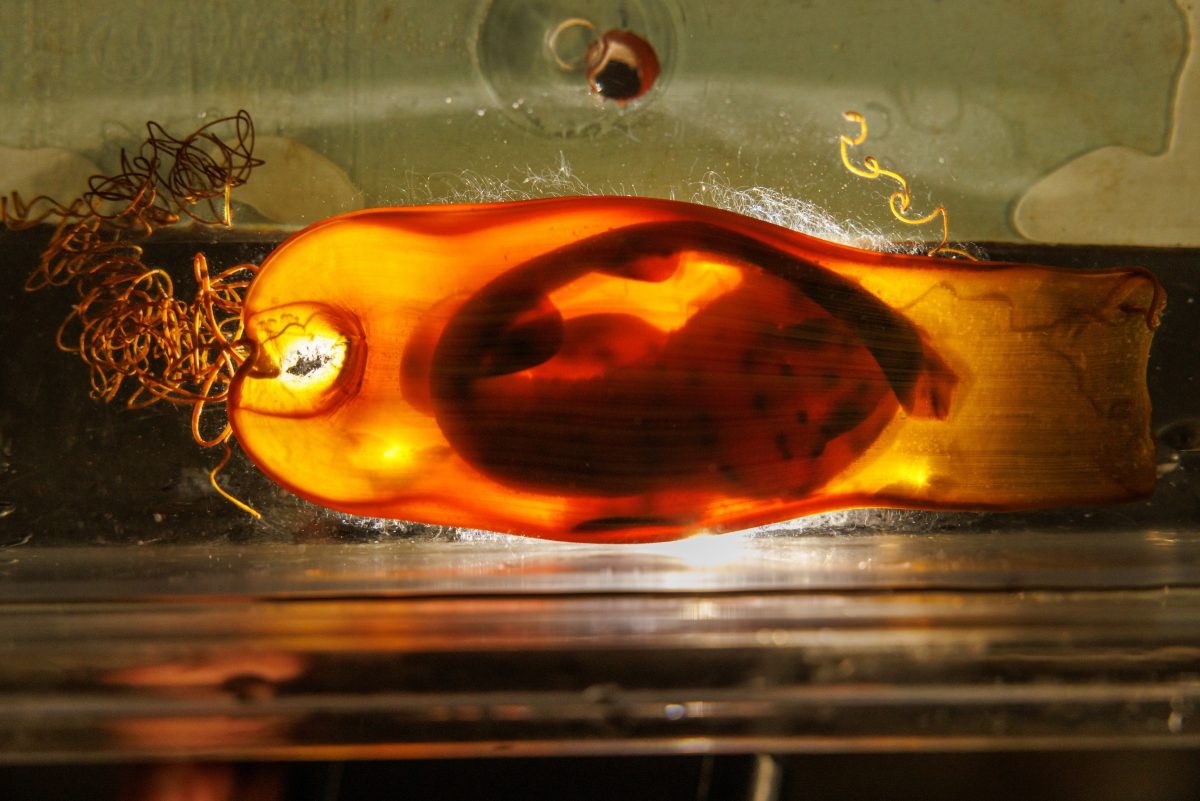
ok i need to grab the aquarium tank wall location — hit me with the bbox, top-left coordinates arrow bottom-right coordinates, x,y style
0,0 -> 1198,764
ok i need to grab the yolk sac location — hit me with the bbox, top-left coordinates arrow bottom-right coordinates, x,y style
585,29 -> 660,102
229,197 -> 1165,543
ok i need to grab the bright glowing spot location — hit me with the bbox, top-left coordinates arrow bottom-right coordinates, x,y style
278,334 -> 348,390
382,441 -> 416,465
902,461 -> 931,489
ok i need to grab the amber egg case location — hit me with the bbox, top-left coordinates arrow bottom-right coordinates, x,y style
1,0 -> 1199,765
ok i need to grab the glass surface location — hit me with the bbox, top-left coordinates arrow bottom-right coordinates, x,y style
1,0 -> 1199,760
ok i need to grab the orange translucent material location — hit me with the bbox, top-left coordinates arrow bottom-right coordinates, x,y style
229,197 -> 1164,542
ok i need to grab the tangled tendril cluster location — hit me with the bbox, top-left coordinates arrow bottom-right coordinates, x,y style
2,111 -> 266,514
2,111 -> 262,418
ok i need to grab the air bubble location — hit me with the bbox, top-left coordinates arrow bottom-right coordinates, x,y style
1156,419 -> 1200,476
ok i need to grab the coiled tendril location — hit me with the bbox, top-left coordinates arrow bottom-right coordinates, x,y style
839,110 -> 978,261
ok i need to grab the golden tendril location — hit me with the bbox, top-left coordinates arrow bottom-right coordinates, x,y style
839,110 -> 977,260
547,17 -> 599,71
2,111 -> 264,515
